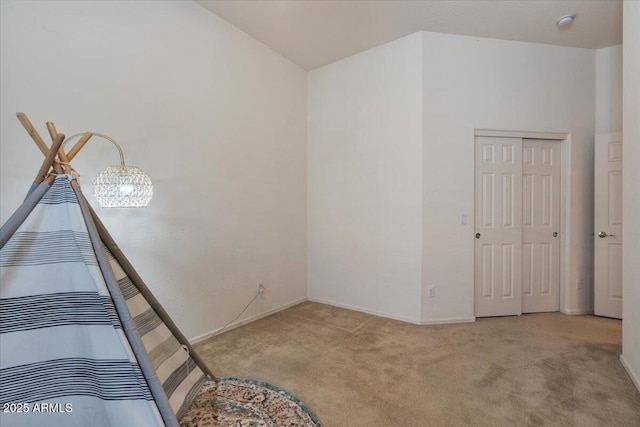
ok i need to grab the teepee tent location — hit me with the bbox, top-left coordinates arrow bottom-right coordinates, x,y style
0,114 -> 216,427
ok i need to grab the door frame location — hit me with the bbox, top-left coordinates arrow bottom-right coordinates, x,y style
474,129 -> 570,315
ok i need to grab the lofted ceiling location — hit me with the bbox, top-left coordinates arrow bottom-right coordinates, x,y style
195,0 -> 622,70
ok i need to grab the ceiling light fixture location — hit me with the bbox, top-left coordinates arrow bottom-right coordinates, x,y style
556,14 -> 575,28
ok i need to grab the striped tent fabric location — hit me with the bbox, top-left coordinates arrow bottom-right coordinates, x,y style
0,175 -> 208,426
103,245 -> 206,418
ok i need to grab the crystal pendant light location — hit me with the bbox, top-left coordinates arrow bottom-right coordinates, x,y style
91,133 -> 153,207
63,132 -> 153,207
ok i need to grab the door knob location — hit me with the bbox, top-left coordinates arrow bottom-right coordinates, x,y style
598,231 -> 616,238
475,233 -> 481,239
553,232 -> 558,237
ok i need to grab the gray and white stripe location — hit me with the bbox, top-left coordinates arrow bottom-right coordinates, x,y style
0,230 -> 97,267
0,292 -> 121,333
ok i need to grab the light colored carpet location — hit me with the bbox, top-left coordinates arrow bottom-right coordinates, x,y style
195,302 -> 640,426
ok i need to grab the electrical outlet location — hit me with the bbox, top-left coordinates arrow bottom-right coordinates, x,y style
576,278 -> 584,290
257,281 -> 265,293
428,287 -> 436,298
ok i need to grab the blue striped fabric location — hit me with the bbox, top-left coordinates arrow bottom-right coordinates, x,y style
148,337 -> 182,370
0,292 -> 121,333
164,359 -> 197,399
108,246 -> 207,414
39,177 -> 78,205
117,276 -> 138,299
0,230 -> 97,267
0,176 -> 166,427
106,240 -> 207,418
0,358 -> 153,403
133,308 -> 164,337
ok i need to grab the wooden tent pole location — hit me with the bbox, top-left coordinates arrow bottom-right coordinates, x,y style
45,121 -> 58,141
66,132 -> 93,161
35,133 -> 65,184
17,113 -> 64,174
47,122 -> 70,174
17,112 -> 49,156
46,121 -> 78,184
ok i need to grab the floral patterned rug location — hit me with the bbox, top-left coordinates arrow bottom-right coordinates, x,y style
179,378 -> 323,427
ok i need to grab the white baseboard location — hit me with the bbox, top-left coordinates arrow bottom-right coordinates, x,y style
420,317 -> 476,325
189,297 -> 308,345
620,354 -> 640,393
303,297 -> 476,326
307,297 -> 422,325
561,308 -> 594,315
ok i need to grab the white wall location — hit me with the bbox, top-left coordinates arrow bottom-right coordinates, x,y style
421,32 -> 596,322
595,45 -> 623,134
621,0 -> 640,391
307,33 -> 423,323
2,0 -> 629,360
0,0 -> 307,340
307,30 -> 596,324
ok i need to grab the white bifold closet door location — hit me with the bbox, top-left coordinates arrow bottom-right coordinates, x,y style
474,137 -> 560,317
522,139 -> 561,313
474,137 -> 523,317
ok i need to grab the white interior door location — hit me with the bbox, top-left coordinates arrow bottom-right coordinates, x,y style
474,136 -> 523,317
594,132 -> 623,319
522,140 -> 561,313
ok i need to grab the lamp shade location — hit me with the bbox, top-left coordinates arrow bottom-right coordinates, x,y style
93,164 -> 153,208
